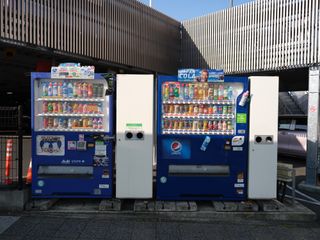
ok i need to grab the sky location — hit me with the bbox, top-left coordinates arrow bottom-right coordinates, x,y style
138,0 -> 253,21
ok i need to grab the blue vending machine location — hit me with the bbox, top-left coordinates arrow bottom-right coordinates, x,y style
31,69 -> 114,198
157,69 -> 249,200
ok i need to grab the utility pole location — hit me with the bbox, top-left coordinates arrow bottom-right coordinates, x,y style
229,0 -> 234,8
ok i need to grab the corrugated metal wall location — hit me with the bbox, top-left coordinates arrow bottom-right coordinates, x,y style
182,0 -> 320,74
0,0 -> 181,74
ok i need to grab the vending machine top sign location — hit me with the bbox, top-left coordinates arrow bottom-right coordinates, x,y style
51,63 -> 95,79
178,69 -> 224,82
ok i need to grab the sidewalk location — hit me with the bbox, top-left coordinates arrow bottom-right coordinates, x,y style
0,214 -> 320,240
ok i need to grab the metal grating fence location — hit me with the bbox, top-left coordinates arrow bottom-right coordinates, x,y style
0,0 -> 181,74
0,106 -> 23,189
182,0 -> 320,74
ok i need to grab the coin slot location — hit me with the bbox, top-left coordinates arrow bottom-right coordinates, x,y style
126,132 -> 133,139
255,136 -> 262,143
136,132 -> 144,139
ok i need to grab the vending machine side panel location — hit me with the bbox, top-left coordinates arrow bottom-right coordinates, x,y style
116,74 -> 154,198
248,76 -> 279,199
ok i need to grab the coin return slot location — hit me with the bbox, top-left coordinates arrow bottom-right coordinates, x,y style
136,132 -> 144,139
255,136 -> 262,143
266,136 -> 273,143
126,132 -> 133,139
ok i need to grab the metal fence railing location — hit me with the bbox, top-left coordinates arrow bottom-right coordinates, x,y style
0,106 -> 23,189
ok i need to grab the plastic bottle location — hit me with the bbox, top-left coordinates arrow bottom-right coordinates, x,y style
180,84 -> 184,100
67,82 -> 73,98
239,91 -> 249,106
200,136 -> 211,151
227,86 -> 233,100
98,118 -> 103,129
47,102 -> 53,112
174,84 -> 179,99
88,83 -> 93,98
193,84 -> 198,100
213,84 -> 218,100
189,84 -> 194,99
197,84 -> 203,100
184,83 -> 189,100
58,82 -> 63,97
48,82 -> 53,97
208,84 -> 213,100
62,81 -> 68,98
42,82 -> 48,97
163,83 -> 169,100
222,120 -> 227,131
53,82 -> 58,97
82,83 -> 88,98
218,85 -> 224,100
77,83 -> 82,98
73,83 -> 78,98
169,84 -> 174,100
223,85 -> 228,100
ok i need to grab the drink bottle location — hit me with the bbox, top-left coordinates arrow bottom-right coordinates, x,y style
189,84 -> 194,99
193,84 -> 198,99
42,82 -> 48,97
174,84 -> 179,99
227,86 -> 233,100
62,82 -> 68,98
93,118 -> 98,129
218,85 -> 224,100
180,84 -> 184,100
53,82 -> 58,97
47,102 -> 53,112
48,82 -> 53,97
217,120 -> 222,130
184,83 -> 189,100
68,82 -> 73,98
197,84 -> 203,100
208,84 -> 213,100
88,83 -> 93,98
58,82 -> 63,97
227,120 -> 233,130
77,83 -> 83,98
73,82 -> 78,98
43,118 -> 48,129
163,83 -> 169,100
88,118 -> 93,128
222,120 -> 227,131
223,85 -> 228,100
42,101 -> 48,113
239,90 -> 249,106
169,84 -> 174,99
200,136 -> 211,151
213,84 -> 218,100
98,118 -> 103,129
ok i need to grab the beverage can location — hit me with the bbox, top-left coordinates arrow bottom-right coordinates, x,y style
163,83 -> 169,100
174,120 -> 179,129
62,82 -> 68,98
227,120 -> 233,130
83,118 -> 88,128
184,120 -> 189,130
168,120 -> 173,129
228,106 -> 233,114
58,82 -> 63,97
43,117 -> 48,129
88,118 -> 93,128
83,104 -> 88,114
88,83 -> 93,98
48,117 -> 53,128
79,118 -> 83,128
168,104 -> 174,114
193,105 -> 199,115
184,83 -> 189,100
63,118 -> 68,128
200,136 -> 211,151
192,120 -> 198,130
212,105 -> 217,114
93,118 -> 98,129
58,118 -> 64,128
52,102 -> 57,113
223,106 -> 228,114
179,120 -> 184,129
93,84 -> 98,98
163,120 -> 169,129
42,101 -> 48,113
208,120 -> 213,130
179,105 -> 184,114
53,117 -> 59,128
53,82 -> 58,97
57,102 -> 62,113
68,118 -> 73,128
73,82 -> 77,98
174,84 -> 179,98
212,120 -> 217,130
78,103 -> 83,113
203,105 -> 208,114
217,121 -> 222,131
97,84 -> 104,98
62,102 -> 68,113
198,120 -> 203,130
77,83 -> 83,98
73,103 -> 78,113
208,105 -> 213,114
198,104 -> 204,114
82,83 -> 88,98
222,120 -> 227,131
218,106 -> 223,114
174,105 -> 179,114
203,120 -> 208,131
98,118 -> 103,129
163,105 -> 169,113
97,103 -> 102,113
183,105 -> 189,114
73,119 -> 79,128
189,105 -> 193,115
67,103 -> 73,113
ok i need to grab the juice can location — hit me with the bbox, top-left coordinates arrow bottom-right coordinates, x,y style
78,103 -> 83,113
227,120 -> 233,130
83,118 -> 88,128
184,105 -> 189,114
43,117 -> 48,128
93,118 -> 98,129
212,120 -> 217,130
198,120 -> 203,130
88,83 -> 93,98
73,103 -> 78,113
222,120 -> 227,131
179,105 -> 184,114
52,102 -> 57,113
42,102 -> 48,113
63,118 -> 68,128
168,120 -> 173,129
163,105 -> 169,113
57,102 -> 62,113
208,105 -> 213,114
47,102 -> 53,113
208,120 -> 213,130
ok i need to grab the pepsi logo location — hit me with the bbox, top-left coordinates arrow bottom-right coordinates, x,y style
171,141 -> 182,152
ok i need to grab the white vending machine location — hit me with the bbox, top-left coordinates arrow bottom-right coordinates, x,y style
116,74 -> 154,198
248,76 -> 279,199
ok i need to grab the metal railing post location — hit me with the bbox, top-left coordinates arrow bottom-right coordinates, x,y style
18,105 -> 23,190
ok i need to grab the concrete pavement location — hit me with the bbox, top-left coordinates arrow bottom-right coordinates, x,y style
0,214 -> 320,240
